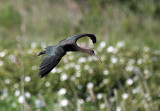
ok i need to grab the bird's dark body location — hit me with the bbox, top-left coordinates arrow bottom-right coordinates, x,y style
38,34 -> 99,78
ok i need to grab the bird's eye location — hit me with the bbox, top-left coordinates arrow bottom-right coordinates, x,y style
90,50 -> 94,55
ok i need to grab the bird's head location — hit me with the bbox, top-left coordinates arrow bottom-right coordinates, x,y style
61,34 -> 102,63
89,50 -> 102,63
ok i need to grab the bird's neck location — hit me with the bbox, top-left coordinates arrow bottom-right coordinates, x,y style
76,46 -> 90,54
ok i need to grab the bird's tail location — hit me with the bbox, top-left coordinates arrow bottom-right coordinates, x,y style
37,51 -> 46,56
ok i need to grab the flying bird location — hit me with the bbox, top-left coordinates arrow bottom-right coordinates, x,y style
38,34 -> 102,78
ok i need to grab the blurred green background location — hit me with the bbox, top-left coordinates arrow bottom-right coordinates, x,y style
0,0 -> 160,111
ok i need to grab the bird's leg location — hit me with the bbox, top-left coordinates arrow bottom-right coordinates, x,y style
37,50 -> 46,56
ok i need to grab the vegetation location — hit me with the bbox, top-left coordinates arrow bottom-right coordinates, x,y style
0,0 -> 160,111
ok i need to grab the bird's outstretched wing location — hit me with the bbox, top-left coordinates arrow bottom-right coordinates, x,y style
73,34 -> 96,43
60,34 -> 96,44
38,46 -> 66,78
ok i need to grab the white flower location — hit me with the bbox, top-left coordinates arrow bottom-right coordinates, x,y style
58,88 -> 67,96
103,69 -> 109,75
111,56 -> 118,64
60,73 -> 68,81
8,55 -> 16,63
100,103 -> 105,109
122,93 -> 129,100
51,68 -> 57,73
18,95 -> 24,103
78,99 -> 84,104
120,57 -> 125,64
132,88 -> 138,94
99,41 -> 106,48
35,99 -> 43,108
60,99 -> 68,107
89,69 -> 93,74
137,59 -> 143,65
84,65 -> 89,70
134,67 -> 141,74
106,46 -> 114,53
15,90 -> 20,96
68,55 -> 74,60
25,92 -> 31,98
78,57 -> 86,63
31,42 -> 37,48
32,65 -> 37,70
133,76 -> 139,81
76,72 -> 81,77
126,78 -> 133,86
113,48 -> 118,53
64,65 -> 70,70
27,49 -> 32,54
144,69 -> 149,75
97,47 -> 102,52
12,102 -> 17,107
70,76 -> 75,81
45,82 -> 50,87
75,65 -> 80,70
0,90 -> 8,100
0,60 -> 4,66
14,83 -> 19,88
87,82 -> 93,89
86,97 -> 91,102
154,51 -> 160,55
100,55 -> 106,61
77,85 -> 82,90
25,76 -> 31,82
88,56 -> 94,62
57,68 -> 62,73
143,47 -> 150,52
63,57 -> 68,63
144,93 -> 151,101
117,41 -> 125,48
103,79 -> 109,84
128,59 -> 135,65
0,51 -> 5,57
116,106 -> 122,111
69,62 -> 75,67
109,97 -> 116,102
144,93 -> 149,98
143,55 -> 149,60
4,79 -> 11,84
125,65 -> 134,72
41,42 -> 46,49
98,42 -> 106,52
97,93 -> 103,100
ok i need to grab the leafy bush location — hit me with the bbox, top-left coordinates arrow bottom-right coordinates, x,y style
0,40 -> 160,110
0,0 -> 160,110
0,4 -> 21,28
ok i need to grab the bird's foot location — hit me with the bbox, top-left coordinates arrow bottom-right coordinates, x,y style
37,51 -> 46,56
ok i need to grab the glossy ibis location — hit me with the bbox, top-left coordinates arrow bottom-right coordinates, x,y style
38,34 -> 101,78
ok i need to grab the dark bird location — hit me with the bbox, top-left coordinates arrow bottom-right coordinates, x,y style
38,34 -> 102,78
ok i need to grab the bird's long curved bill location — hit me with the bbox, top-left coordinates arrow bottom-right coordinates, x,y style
93,54 -> 102,63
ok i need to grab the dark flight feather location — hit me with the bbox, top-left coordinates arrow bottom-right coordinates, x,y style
73,34 -> 96,43
38,46 -> 66,78
60,34 -> 96,44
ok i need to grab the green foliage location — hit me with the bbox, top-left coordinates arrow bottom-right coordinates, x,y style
0,0 -> 160,110
0,4 -> 21,28
0,40 -> 160,110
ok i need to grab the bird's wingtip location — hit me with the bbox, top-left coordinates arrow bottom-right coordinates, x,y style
37,53 -> 41,56
38,71 -> 43,78
39,74 -> 43,78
